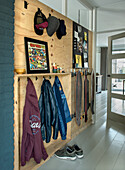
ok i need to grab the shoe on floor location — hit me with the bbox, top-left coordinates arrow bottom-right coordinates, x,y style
70,144 -> 84,158
54,146 -> 76,160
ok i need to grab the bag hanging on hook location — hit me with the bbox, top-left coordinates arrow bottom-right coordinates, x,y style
34,8 -> 48,35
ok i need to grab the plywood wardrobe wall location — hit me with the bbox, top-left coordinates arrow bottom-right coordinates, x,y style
14,0 -> 93,169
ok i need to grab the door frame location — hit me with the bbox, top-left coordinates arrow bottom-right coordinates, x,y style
107,32 -> 125,124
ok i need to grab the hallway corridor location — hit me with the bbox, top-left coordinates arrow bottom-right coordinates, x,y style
38,91 -> 125,170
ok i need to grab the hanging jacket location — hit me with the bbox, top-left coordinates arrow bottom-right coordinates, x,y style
53,76 -> 71,140
21,78 -> 48,166
39,79 -> 59,143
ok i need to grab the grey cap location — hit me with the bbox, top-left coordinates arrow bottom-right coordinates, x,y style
46,16 -> 60,37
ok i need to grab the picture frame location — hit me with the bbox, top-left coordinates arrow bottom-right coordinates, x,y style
24,37 -> 50,74
75,54 -> 82,68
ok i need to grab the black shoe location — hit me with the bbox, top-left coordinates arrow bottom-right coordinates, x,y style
54,146 -> 77,160
70,144 -> 84,158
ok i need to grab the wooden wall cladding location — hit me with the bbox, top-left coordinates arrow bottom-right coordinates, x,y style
14,74 -> 71,170
14,0 -> 72,72
14,0 -> 93,169
88,31 -> 93,69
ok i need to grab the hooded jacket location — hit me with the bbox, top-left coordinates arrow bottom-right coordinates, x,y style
21,78 -> 48,166
39,79 -> 59,143
53,76 -> 71,140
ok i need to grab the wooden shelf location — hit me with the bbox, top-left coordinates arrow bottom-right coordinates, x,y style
14,73 -> 70,78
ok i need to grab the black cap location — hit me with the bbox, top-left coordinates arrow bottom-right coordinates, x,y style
56,20 -> 66,39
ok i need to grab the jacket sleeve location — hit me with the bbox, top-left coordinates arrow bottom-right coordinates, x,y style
21,104 -> 33,166
55,77 -> 71,123
39,87 -> 46,141
53,83 -> 67,140
49,87 -> 59,140
61,93 -> 71,123
21,129 -> 27,166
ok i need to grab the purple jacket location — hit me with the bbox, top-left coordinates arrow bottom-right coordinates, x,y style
21,78 -> 48,166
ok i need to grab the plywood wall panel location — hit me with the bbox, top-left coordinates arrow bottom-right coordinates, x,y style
14,0 -> 72,70
14,0 -> 93,169
88,30 -> 93,69
15,74 -> 71,170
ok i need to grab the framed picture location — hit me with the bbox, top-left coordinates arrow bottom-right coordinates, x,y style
75,54 -> 82,68
24,37 -> 50,74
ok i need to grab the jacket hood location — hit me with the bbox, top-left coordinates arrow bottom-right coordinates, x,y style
26,78 -> 39,110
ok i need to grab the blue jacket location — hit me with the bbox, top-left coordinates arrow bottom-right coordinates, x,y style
39,79 -> 59,143
53,76 -> 71,140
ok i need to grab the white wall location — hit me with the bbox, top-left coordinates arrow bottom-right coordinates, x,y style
96,47 -> 101,74
80,9 -> 90,29
38,0 -> 63,14
97,9 -> 125,32
97,31 -> 125,47
67,0 -> 91,29
38,0 -> 91,30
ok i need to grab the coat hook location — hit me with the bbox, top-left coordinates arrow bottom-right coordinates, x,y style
71,72 -> 74,77
73,69 -> 76,76
49,76 -> 51,79
24,1 -> 29,9
36,76 -> 38,80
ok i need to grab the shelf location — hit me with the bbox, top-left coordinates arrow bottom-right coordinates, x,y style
14,73 -> 70,78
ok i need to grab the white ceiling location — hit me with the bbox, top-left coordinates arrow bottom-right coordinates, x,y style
81,0 -> 125,9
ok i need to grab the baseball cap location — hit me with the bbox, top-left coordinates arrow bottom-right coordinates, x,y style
46,15 -> 60,37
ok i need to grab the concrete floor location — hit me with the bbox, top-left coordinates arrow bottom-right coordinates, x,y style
38,91 -> 125,170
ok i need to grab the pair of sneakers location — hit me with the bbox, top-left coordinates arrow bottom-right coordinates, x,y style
54,144 -> 84,160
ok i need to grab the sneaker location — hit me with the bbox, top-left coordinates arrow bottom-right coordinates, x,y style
71,144 -> 84,158
54,146 -> 76,160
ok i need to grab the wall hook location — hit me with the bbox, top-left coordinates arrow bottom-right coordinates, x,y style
24,1 -> 29,9
36,76 -> 38,80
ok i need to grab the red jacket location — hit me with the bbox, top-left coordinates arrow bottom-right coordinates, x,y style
21,78 -> 48,166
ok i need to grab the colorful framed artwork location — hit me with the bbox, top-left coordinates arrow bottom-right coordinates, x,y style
24,37 -> 50,74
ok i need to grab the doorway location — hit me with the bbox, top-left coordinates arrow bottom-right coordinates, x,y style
107,32 -> 125,123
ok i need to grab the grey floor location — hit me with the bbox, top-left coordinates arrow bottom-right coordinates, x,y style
38,91 -> 125,170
